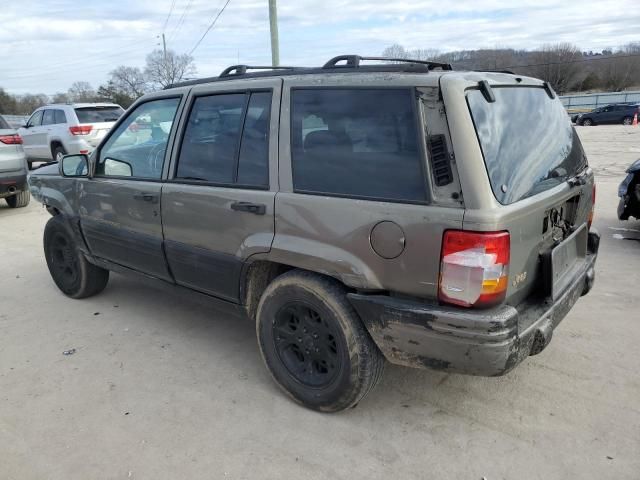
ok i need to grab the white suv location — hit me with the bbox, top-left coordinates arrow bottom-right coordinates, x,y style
19,103 -> 124,168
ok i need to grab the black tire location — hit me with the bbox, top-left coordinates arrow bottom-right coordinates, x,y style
622,116 -> 633,126
52,144 -> 66,163
256,270 -> 385,412
582,118 -> 593,126
43,216 -> 109,298
5,190 -> 30,208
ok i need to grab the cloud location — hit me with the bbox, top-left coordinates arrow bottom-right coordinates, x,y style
1,0 -> 638,94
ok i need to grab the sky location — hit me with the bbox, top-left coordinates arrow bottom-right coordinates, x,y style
1,0 -> 639,95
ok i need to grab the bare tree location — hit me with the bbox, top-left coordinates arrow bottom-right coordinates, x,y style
529,43 -> 582,94
52,92 -> 70,104
382,44 -> 409,60
68,81 -> 97,102
109,66 -> 148,98
144,49 -> 196,89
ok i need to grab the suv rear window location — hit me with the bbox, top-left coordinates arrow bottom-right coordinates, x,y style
468,87 -> 586,205
75,106 -> 124,124
291,89 -> 426,203
0,116 -> 9,129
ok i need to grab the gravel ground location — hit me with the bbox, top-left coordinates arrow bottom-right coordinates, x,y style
1,125 -> 639,480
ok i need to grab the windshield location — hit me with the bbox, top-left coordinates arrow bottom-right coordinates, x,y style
75,106 -> 124,124
467,86 -> 586,205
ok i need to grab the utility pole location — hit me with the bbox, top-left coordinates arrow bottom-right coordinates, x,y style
162,33 -> 167,61
268,0 -> 280,67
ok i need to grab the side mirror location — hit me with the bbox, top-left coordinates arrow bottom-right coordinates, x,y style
103,157 -> 133,177
59,154 -> 89,177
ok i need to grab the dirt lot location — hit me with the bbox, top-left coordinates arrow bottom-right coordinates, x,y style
1,126 -> 639,480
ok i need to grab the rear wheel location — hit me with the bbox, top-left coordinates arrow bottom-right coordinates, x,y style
44,216 -> 109,298
582,118 -> 593,126
53,145 -> 66,163
5,190 -> 30,208
256,270 -> 385,412
623,116 -> 633,125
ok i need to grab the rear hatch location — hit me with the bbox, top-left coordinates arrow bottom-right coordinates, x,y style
0,116 -> 26,173
74,106 -> 124,147
444,76 -> 594,306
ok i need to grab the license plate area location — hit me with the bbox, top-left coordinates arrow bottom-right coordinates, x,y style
544,223 -> 588,300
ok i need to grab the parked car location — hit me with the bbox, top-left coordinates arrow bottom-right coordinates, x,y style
618,158 -> 640,220
0,115 -> 30,208
29,56 -> 600,412
19,103 -> 124,168
576,103 -> 640,126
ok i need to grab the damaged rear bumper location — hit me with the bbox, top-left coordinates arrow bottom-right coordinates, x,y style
349,230 -> 600,377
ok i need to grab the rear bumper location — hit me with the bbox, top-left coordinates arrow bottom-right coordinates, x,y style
0,171 -> 27,198
349,229 -> 600,377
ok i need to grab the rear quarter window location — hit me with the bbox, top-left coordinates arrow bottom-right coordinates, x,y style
467,87 -> 586,204
290,88 -> 427,203
0,116 -> 10,129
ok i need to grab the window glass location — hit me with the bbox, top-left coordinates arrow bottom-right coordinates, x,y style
27,110 -> 43,127
291,89 -> 426,202
42,110 -> 55,125
97,97 -> 180,179
54,110 -> 67,124
177,94 -> 246,183
237,92 -> 271,186
467,87 -> 587,204
75,106 -> 124,123
0,116 -> 10,129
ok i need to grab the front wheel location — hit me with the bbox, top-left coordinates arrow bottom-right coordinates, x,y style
256,270 -> 385,412
582,118 -> 593,126
44,216 -> 109,298
623,116 -> 633,126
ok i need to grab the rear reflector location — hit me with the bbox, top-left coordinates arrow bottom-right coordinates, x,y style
0,134 -> 23,144
439,230 -> 510,308
69,125 -> 93,135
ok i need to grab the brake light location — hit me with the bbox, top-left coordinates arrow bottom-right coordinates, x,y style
588,183 -> 596,228
0,134 -> 23,144
439,230 -> 510,308
69,125 -> 93,135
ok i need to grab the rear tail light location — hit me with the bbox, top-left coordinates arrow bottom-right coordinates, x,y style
0,134 -> 23,144
69,125 -> 93,135
439,230 -> 510,308
588,183 -> 596,228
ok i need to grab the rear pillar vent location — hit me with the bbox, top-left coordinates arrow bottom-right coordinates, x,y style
427,134 -> 453,186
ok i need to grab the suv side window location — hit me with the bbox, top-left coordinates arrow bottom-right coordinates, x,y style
42,110 -> 55,125
27,110 -> 43,127
176,91 -> 271,187
290,88 -> 426,203
54,109 -> 67,124
96,97 -> 181,179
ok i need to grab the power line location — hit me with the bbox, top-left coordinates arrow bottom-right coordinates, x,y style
163,0 -> 178,32
168,0 -> 194,41
188,0 -> 232,56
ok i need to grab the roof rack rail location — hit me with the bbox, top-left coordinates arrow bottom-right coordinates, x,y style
219,65 -> 299,77
322,55 -> 452,71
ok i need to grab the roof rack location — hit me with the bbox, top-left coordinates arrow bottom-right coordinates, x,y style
219,65 -> 299,77
322,55 -> 452,71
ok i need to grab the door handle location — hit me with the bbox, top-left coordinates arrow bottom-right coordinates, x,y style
133,193 -> 159,204
230,201 -> 266,215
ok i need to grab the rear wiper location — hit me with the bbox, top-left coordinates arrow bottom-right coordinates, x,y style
180,176 -> 208,181
567,165 -> 590,187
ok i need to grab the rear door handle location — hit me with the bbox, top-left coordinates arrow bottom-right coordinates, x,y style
133,193 -> 159,204
230,201 -> 266,215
